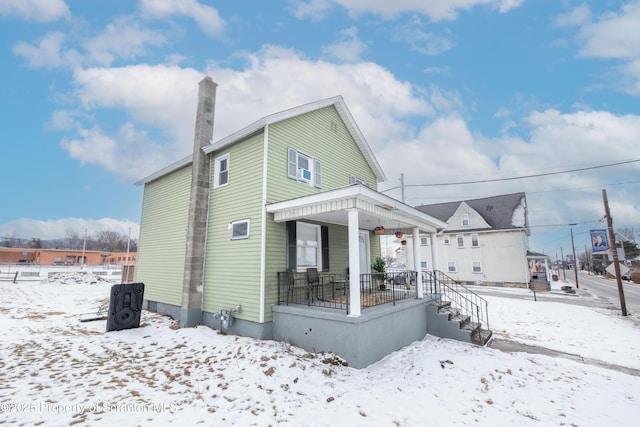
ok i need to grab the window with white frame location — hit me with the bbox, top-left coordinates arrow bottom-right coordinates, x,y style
296,222 -> 321,269
456,234 -> 464,248
461,214 -> 470,227
447,261 -> 457,273
471,234 -> 479,248
288,147 -> 322,188
472,261 -> 483,273
421,260 -> 428,270
214,154 -> 230,188
420,236 -> 429,246
444,235 -> 450,245
231,219 -> 250,240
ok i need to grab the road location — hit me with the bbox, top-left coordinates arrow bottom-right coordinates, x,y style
564,270 -> 640,315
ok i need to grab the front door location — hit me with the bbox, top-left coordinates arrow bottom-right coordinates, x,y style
359,231 -> 370,274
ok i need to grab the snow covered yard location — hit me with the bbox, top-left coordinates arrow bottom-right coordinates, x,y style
1,277 -> 639,426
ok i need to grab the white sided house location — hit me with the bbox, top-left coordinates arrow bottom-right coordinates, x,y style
414,193 -> 533,287
134,77 -> 491,368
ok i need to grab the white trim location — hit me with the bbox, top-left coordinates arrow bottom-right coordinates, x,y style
134,155 -> 192,186
230,219 -> 250,240
259,124 -> 269,324
213,153 -> 230,188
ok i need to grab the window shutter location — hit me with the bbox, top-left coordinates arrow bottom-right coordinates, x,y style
286,221 -> 297,271
321,225 -> 329,272
288,148 -> 297,179
314,159 -> 322,188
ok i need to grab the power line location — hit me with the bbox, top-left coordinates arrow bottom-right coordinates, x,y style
382,158 -> 640,191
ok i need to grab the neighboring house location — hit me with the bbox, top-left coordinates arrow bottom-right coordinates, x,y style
134,77 -> 450,368
412,193 -> 536,287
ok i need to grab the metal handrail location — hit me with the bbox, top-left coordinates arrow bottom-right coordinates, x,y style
423,270 -> 489,333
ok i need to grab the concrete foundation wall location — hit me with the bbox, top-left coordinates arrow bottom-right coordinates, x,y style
272,299 -> 428,369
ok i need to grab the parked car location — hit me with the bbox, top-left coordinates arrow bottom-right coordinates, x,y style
17,259 -> 33,265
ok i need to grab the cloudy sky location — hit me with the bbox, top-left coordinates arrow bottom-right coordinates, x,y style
0,0 -> 638,256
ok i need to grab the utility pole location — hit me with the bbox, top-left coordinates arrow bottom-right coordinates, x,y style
570,226 -> 579,288
400,173 -> 405,203
602,189 -> 627,316
560,246 -> 566,281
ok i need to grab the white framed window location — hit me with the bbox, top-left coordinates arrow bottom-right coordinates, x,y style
296,222 -> 321,270
461,214 -> 470,227
471,234 -> 479,248
472,261 -> 483,273
420,237 -> 429,246
447,261 -> 457,273
443,235 -> 450,245
230,219 -> 250,240
214,154 -> 230,188
420,260 -> 428,270
288,148 -> 322,188
456,234 -> 464,248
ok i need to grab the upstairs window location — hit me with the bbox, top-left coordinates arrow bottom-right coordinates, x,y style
214,154 -> 230,188
420,237 -> 429,246
288,148 -> 322,188
456,234 -> 464,248
461,214 -> 470,227
443,235 -> 450,245
471,234 -> 479,248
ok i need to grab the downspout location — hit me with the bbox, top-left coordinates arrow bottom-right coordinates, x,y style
259,124 -> 269,323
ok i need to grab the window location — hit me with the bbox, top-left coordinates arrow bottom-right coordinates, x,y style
443,235 -> 450,245
231,219 -> 250,240
287,221 -> 329,272
214,154 -> 230,188
471,234 -> 479,248
296,222 -> 320,269
420,260 -> 428,269
456,234 -> 464,248
461,214 -> 470,227
447,261 -> 457,273
288,148 -> 322,188
472,261 -> 483,273
420,237 -> 429,246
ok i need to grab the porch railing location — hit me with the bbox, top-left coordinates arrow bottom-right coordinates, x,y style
276,270 -> 418,313
423,270 -> 490,333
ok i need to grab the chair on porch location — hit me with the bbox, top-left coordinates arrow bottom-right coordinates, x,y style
306,267 -> 324,305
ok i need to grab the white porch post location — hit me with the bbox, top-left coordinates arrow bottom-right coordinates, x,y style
347,209 -> 361,317
413,227 -> 423,299
430,233 -> 439,293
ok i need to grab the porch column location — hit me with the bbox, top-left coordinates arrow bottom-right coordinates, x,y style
413,227 -> 423,299
430,233 -> 439,293
347,209 -> 361,317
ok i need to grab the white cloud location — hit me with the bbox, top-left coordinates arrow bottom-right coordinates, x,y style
290,0 -> 523,21
393,15 -> 453,55
322,27 -> 367,62
139,0 -> 225,36
0,0 -> 70,22
13,31 -> 81,68
553,4 -> 592,27
577,2 -> 640,59
61,123 -> 173,180
0,218 -> 140,241
83,17 -> 166,67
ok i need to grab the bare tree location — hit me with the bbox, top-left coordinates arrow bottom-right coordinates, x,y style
93,230 -> 123,252
65,229 -> 82,250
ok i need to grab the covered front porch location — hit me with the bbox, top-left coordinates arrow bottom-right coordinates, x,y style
266,184 -> 447,317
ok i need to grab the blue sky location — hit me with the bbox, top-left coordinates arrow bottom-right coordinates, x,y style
0,0 -> 639,257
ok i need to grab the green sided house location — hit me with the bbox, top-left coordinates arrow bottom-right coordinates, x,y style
135,77 -> 487,368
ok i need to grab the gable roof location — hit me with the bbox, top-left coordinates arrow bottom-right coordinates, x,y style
135,96 -> 385,186
415,192 -> 528,231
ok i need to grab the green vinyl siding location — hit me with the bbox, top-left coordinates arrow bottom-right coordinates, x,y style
266,105 -> 377,204
203,131 -> 265,322
135,165 -> 191,307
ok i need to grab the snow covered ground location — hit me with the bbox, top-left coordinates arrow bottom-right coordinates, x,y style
1,275 -> 639,426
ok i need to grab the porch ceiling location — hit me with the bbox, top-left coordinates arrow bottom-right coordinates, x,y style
266,184 -> 446,234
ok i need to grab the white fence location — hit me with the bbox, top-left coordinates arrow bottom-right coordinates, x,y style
0,264 -> 124,283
